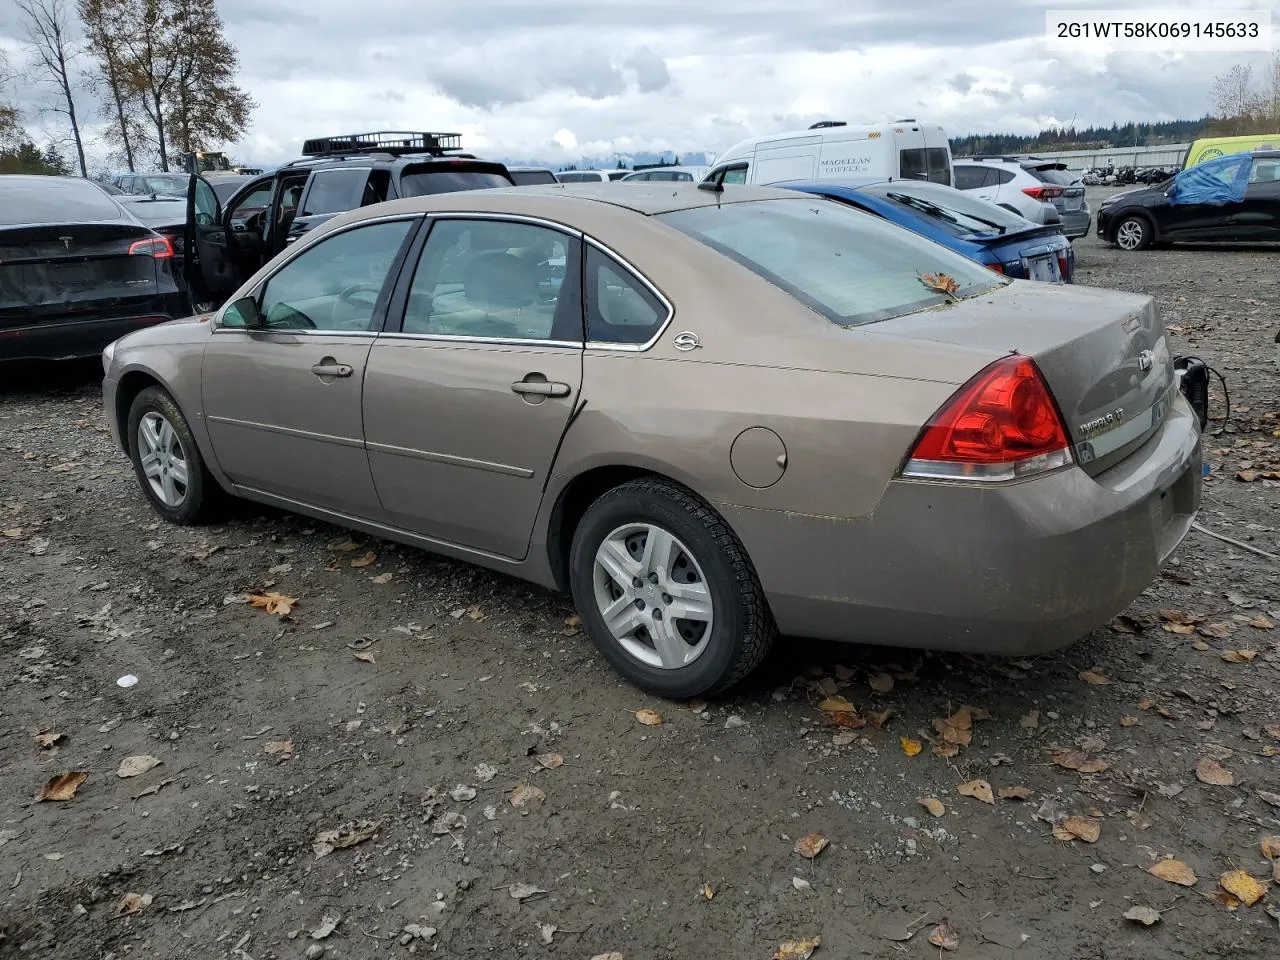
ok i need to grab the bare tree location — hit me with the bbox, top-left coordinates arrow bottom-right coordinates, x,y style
79,0 -> 143,170
165,0 -> 255,154
16,0 -> 88,177
1,51 -> 22,149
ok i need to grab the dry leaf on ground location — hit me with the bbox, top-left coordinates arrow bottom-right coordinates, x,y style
509,784 -> 546,809
934,711 -> 973,747
371,572 -> 393,584
1123,906 -> 1161,925
999,785 -> 1034,801
932,742 -> 960,758
1260,836 -> 1280,860
246,590 -> 297,616
1163,622 -> 1196,635
312,819 -> 381,858
1054,816 -> 1100,843
957,779 -> 994,804
1119,715 -> 1139,727
1195,757 -> 1235,786
1051,748 -> 1109,774
508,882 -> 546,901
353,651 -> 376,664
1259,790 -> 1280,809
535,753 -> 564,769
327,538 -> 360,551
1197,622 -> 1231,639
699,882 -> 715,901
263,740 -> 293,758
919,797 -> 945,817
818,695 -> 856,713
1220,870 -> 1266,906
1148,858 -> 1197,886
867,708 -> 892,729
868,672 -> 894,693
826,711 -> 866,730
35,731 -> 64,749
1161,609 -> 1205,625
794,833 -> 829,859
350,551 -> 377,568
772,936 -> 821,960
634,708 -> 663,726
1079,669 -> 1113,685
900,736 -> 922,757
1111,615 -> 1145,634
928,919 -> 960,951
1222,649 -> 1258,663
1138,697 -> 1156,710
38,771 -> 88,802
117,755 -> 160,778
115,892 -> 152,916
1249,615 -> 1274,629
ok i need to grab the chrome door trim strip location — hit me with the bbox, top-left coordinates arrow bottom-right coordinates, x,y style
365,440 -> 534,478
206,414 -> 363,450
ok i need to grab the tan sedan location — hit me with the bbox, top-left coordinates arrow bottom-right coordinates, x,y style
101,184 -> 1202,696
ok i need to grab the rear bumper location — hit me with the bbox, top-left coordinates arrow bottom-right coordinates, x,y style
0,300 -> 183,362
723,395 -> 1202,654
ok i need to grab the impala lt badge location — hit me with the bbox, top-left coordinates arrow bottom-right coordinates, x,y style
1079,408 -> 1125,438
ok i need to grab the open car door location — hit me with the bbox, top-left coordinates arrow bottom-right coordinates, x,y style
185,174 -> 241,308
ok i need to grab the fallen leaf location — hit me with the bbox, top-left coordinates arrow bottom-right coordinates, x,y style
327,538 -> 360,552
1052,749 -> 1109,774
934,712 -> 973,747
773,936 -> 821,960
1119,716 -> 1139,727
1,528 -> 22,538
1260,790 -> 1280,810
900,736 -> 922,757
927,919 -> 959,951
1193,640 -> 1211,651
919,797 -> 945,817
932,742 -> 960,758
867,708 -> 892,729
35,731 -> 64,749
794,833 -> 829,859
1111,615 -> 1145,634
634,708 -> 663,726
115,892 -> 152,916
350,551 -> 377,568
508,882 -> 546,901
1057,816 -> 1100,843
353,651 -> 376,664
565,614 -> 582,628
868,672 -> 894,693
1249,615 -> 1274,630
1260,836 -> 1280,860
818,696 -> 856,713
535,753 -> 564,770
1197,622 -> 1232,639
371,572 -> 393,584
1123,906 -> 1161,926
919,271 -> 960,296
38,771 -> 88,802
312,820 -> 381,858
116,755 -> 161,779
1138,697 -> 1156,710
246,590 -> 297,617
1222,649 -> 1258,663
1148,858 -> 1197,887
1079,669 -> 1113,685
1195,757 -> 1235,786
1210,889 -> 1241,910
999,786 -> 1034,801
1220,870 -> 1266,907
263,740 -> 293,758
957,779 -> 994,804
699,882 -> 715,901
310,914 -> 340,940
825,711 -> 865,730
1160,610 -> 1205,625
509,784 -> 546,809
1265,725 -> 1280,740
1163,622 -> 1196,635
466,605 -> 485,620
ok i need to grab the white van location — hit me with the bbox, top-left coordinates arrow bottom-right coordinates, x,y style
703,120 -> 953,187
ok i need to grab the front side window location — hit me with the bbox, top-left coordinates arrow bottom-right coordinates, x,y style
720,165 -> 748,185
899,149 -> 926,180
925,149 -> 951,185
586,247 -> 667,345
402,219 -> 581,341
193,178 -> 218,225
658,199 -> 1003,327
228,219 -> 414,332
300,169 -> 368,216
230,184 -> 272,225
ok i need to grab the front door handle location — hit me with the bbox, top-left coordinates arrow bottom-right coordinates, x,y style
311,360 -> 353,378
511,379 -> 570,398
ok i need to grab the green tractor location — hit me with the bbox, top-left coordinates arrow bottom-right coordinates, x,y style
174,150 -> 233,174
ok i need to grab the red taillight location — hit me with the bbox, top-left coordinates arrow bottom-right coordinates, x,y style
902,355 -> 1073,482
1022,185 -> 1064,201
986,262 -> 1005,274
1058,253 -> 1070,279
128,235 -> 175,259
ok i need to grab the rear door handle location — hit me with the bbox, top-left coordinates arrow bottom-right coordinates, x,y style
511,380 -> 570,398
311,361 -> 353,378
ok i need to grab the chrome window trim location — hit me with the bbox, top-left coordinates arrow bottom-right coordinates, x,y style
211,213 -> 422,331
376,333 -> 582,349
582,236 -> 674,353
422,210 -> 584,238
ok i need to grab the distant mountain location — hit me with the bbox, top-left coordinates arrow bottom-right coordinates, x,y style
501,150 -> 714,172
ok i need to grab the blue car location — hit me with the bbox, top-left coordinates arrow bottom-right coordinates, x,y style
780,179 -> 1075,283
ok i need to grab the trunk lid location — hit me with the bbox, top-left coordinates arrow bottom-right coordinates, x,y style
862,281 -> 1174,475
0,223 -> 161,329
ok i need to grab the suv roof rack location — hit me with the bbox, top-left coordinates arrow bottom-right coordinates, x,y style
809,121 -> 847,129
300,131 -> 464,158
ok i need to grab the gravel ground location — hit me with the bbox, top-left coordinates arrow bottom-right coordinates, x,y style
3,193 -> 1279,960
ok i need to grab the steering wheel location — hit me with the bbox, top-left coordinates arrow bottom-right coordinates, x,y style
338,281 -> 382,308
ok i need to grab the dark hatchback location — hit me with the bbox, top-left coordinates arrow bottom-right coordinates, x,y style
1098,150 -> 1280,250
783,179 -> 1074,282
0,176 -> 185,362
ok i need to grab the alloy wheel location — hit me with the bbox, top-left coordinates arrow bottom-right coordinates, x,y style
1116,220 -> 1144,250
592,523 -> 714,669
137,411 -> 189,508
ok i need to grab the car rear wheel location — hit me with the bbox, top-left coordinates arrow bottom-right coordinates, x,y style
569,478 -> 775,698
1114,215 -> 1152,251
127,386 -> 220,524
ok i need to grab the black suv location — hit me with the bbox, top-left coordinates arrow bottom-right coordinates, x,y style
185,131 -> 514,307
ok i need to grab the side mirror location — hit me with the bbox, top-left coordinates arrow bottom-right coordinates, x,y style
224,295 -> 265,329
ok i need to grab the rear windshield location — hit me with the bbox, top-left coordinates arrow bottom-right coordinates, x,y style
1027,165 -> 1078,186
399,165 -> 513,196
124,199 -> 187,223
860,181 -> 1030,236
509,169 -> 558,186
657,199 -> 1003,327
0,177 -> 123,225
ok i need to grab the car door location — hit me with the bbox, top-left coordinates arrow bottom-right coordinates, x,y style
186,175 -> 243,304
363,216 -> 584,559
1233,158 -> 1280,240
1161,154 -> 1251,240
200,216 -> 419,519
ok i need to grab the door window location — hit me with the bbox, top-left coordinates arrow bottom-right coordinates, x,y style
899,149 -> 926,180
925,148 -> 951,185
585,247 -> 668,345
300,168 -> 369,216
402,219 -> 582,342
720,165 -> 748,185
1249,159 -> 1280,183
952,165 -> 985,190
229,183 -> 272,230
228,219 -> 414,332
193,178 -> 219,225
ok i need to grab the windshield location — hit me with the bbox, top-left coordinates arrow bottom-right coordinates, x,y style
658,198 -> 1004,327
124,199 -> 187,223
860,181 -> 1029,236
1027,166 -> 1078,187
399,166 -> 513,196
509,169 -> 558,186
140,174 -> 190,195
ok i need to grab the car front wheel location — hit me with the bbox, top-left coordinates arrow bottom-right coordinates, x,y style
1114,215 -> 1152,251
127,385 -> 220,524
569,478 -> 776,698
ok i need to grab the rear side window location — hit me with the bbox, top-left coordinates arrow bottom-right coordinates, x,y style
952,165 -> 986,190
301,169 -> 369,216
992,167 -> 1016,185
399,164 -> 513,196
0,177 -> 125,224
585,246 -> 668,345
1027,166 -> 1077,186
657,199 -> 1002,327
556,172 -> 591,183
509,170 -> 558,185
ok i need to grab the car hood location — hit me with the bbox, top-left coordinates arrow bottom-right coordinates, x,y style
115,312 -> 213,350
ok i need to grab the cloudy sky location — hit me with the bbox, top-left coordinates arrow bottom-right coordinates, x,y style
1,0 -> 1277,170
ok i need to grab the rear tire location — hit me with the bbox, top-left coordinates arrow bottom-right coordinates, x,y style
1114,215 -> 1152,251
569,478 -> 775,698
127,386 -> 222,524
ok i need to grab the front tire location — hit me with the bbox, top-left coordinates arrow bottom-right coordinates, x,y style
569,478 -> 776,698
1113,215 -> 1152,251
127,386 -> 221,524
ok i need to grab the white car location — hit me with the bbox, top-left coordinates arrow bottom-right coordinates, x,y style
619,165 -> 709,183
952,156 -> 1091,238
555,170 -> 629,183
